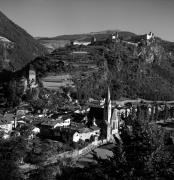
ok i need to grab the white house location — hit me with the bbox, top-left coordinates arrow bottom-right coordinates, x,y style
41,116 -> 71,129
0,117 -> 13,133
26,126 -> 40,140
32,127 -> 40,134
55,117 -> 71,127
112,32 -> 119,42
73,41 -> 91,46
112,34 -> 116,40
73,126 -> 100,142
4,113 -> 17,129
2,133 -> 10,139
146,32 -> 155,41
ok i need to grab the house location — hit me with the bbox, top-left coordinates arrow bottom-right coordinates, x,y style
52,120 -> 100,143
72,126 -> 100,142
55,115 -> 71,127
146,32 -> 154,41
73,41 -> 91,46
41,118 -> 61,129
41,117 -> 71,128
16,104 -> 33,116
40,116 -> 71,137
4,113 -> 17,129
18,124 -> 40,140
0,131 -> 10,139
54,123 -> 100,143
0,116 -> 13,133
32,127 -> 40,134
111,32 -> 119,42
72,36 -> 92,46
87,106 -> 107,137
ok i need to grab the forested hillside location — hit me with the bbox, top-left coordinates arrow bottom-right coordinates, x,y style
35,32 -> 174,101
106,38 -> 174,100
0,10 -> 47,72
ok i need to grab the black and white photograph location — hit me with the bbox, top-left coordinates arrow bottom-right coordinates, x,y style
0,0 -> 174,179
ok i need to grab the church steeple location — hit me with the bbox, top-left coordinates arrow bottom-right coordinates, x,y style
106,86 -> 112,141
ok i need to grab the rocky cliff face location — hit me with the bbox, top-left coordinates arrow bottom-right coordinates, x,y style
103,33 -> 174,100
137,39 -> 166,65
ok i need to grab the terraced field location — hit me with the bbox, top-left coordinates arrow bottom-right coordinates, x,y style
42,74 -> 74,89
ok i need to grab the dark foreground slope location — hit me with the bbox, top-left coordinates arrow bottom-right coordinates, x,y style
0,10 -> 47,72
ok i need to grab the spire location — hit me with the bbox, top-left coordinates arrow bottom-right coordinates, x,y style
103,56 -> 112,141
106,86 -> 112,141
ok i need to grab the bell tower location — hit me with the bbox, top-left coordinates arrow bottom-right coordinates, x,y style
106,86 -> 112,141
103,55 -> 112,141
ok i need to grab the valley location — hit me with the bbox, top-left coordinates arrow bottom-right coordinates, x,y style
0,5 -> 174,180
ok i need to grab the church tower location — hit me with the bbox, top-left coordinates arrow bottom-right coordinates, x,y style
106,86 -> 112,141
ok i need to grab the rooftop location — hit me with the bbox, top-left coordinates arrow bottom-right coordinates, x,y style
56,122 -> 100,134
41,118 -> 63,127
0,113 -> 15,124
0,117 -> 13,125
0,36 -> 12,43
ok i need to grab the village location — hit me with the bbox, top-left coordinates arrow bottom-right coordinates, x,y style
1,31 -> 174,166
1,0 -> 174,178
1,81 -> 174,164
0,26 -> 174,180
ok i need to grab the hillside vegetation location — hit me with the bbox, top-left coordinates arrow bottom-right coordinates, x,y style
34,31 -> 174,101
0,10 -> 47,72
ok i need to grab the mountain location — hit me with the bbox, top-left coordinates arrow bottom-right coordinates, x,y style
105,35 -> 174,100
38,30 -> 174,101
0,10 -> 47,72
37,30 -> 137,52
37,30 -> 136,41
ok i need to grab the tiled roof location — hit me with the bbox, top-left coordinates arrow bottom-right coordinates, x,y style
4,113 -> 14,119
90,126 -> 100,131
78,127 -> 90,133
0,113 -> 15,125
0,118 -> 12,125
41,118 -> 62,127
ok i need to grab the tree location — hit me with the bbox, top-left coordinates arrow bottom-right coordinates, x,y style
0,137 -> 28,180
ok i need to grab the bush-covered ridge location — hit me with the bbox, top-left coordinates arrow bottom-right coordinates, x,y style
40,33 -> 174,101
0,10 -> 47,72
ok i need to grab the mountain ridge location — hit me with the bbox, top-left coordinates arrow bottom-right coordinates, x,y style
36,30 -> 136,41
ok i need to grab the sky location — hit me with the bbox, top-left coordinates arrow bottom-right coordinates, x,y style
0,0 -> 174,41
